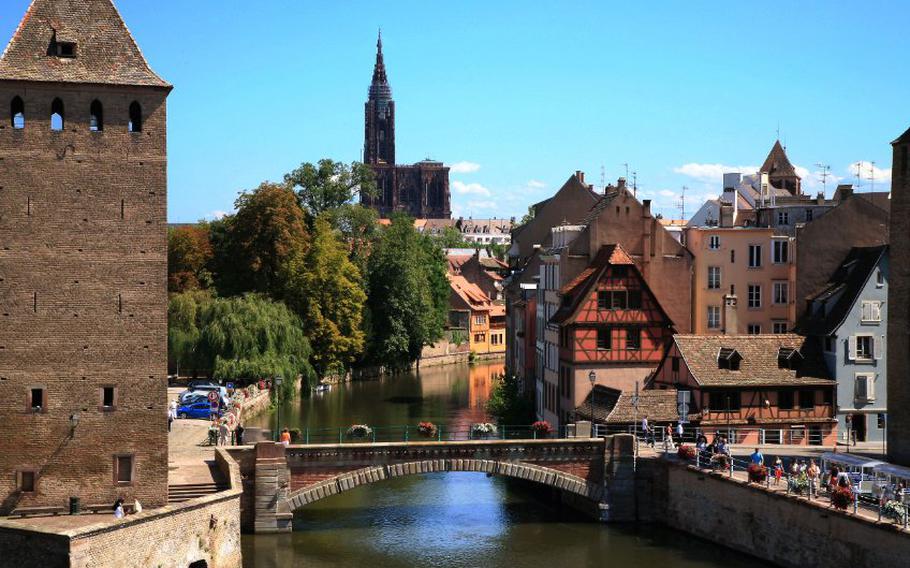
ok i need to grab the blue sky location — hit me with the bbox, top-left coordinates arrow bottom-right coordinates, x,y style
2,1 -> 907,221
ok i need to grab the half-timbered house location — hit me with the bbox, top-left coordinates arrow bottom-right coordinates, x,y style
650,334 -> 838,445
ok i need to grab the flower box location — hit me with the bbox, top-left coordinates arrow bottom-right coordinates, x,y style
472,423 -> 498,438
677,445 -> 696,460
417,421 -> 438,438
531,421 -> 552,437
347,424 -> 373,439
831,485 -> 853,510
747,463 -> 768,483
883,500 -> 906,523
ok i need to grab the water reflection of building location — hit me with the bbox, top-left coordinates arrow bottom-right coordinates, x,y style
469,362 -> 503,409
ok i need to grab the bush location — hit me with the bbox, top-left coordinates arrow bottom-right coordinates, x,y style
472,423 -> 497,437
747,463 -> 768,483
347,424 -> 372,439
883,500 -> 906,523
531,421 -> 552,437
417,421 -> 438,438
711,453 -> 729,470
831,485 -> 853,510
677,445 -> 696,460
788,473 -> 809,495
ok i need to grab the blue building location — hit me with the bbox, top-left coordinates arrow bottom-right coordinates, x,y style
799,246 -> 889,443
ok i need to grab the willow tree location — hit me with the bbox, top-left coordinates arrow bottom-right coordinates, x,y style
285,217 -> 366,380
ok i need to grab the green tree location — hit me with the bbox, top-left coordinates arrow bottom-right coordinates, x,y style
212,183 -> 309,298
284,159 -> 377,219
433,226 -> 470,248
285,217 -> 367,379
168,224 -> 214,293
366,215 -> 449,369
321,203 -> 379,274
168,290 -> 212,376
487,373 -> 534,425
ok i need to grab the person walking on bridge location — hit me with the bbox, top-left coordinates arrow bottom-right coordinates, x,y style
807,459 -> 820,497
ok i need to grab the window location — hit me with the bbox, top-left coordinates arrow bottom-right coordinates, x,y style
101,386 -> 116,409
747,324 -> 761,334
671,356 -> 680,373
626,328 -> 641,350
29,387 -> 46,412
778,390 -> 794,410
854,373 -> 875,402
597,328 -> 612,350
707,306 -> 721,329
55,41 -> 76,58
772,240 -> 789,264
491,334 -> 501,346
824,336 -> 835,352
18,470 -> 36,493
748,245 -> 762,268
773,281 -> 789,305
597,291 -> 609,310
611,291 -> 627,310
777,211 -> 789,225
114,455 -> 134,484
747,284 -> 761,308
861,301 -> 882,323
709,391 -> 740,412
128,101 -> 143,133
89,99 -> 103,132
50,98 -> 64,131
628,289 -> 642,309
709,235 -> 720,250
852,335 -> 874,360
708,266 -> 721,290
799,390 -> 815,409
876,270 -> 885,287
474,333 -> 485,343
773,321 -> 788,334
805,209 -> 814,222
10,96 -> 24,129
474,314 -> 486,326
730,249 -> 735,263
612,265 -> 628,278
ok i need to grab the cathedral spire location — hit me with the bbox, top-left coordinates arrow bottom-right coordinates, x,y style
372,29 -> 388,87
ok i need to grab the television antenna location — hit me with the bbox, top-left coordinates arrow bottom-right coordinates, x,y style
814,163 -> 831,195
867,161 -> 876,192
854,161 -> 864,190
678,186 -> 688,220
600,164 -> 606,189
632,171 -> 638,198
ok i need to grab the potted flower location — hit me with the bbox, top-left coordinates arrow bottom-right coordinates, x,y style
747,463 -> 768,483
677,444 -> 696,460
710,453 -> 729,471
472,423 -> 498,439
531,421 -> 552,438
417,421 -> 438,438
883,500 -> 907,523
788,473 -> 809,495
347,424 -> 373,439
831,484 -> 853,510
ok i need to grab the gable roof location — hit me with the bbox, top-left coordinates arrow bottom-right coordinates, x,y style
575,385 -> 682,424
893,126 -> 910,145
672,334 -> 832,387
760,140 -> 799,179
449,274 -> 493,311
0,0 -> 169,88
797,245 -> 888,336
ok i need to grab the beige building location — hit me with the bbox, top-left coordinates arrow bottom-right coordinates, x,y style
686,226 -> 795,335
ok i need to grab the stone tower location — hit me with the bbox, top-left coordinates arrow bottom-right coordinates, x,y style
0,0 -> 171,512
364,31 -> 395,165
888,125 -> 910,465
760,140 -> 802,195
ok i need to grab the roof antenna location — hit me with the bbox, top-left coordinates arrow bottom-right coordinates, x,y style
600,164 -> 606,190
623,163 -> 630,180
814,163 -> 830,195
867,160 -> 876,193
854,161 -> 863,190
632,170 -> 638,198
678,186 -> 688,220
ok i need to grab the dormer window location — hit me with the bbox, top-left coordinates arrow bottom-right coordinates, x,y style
778,347 -> 804,370
50,30 -> 77,58
717,347 -> 742,371
56,42 -> 76,58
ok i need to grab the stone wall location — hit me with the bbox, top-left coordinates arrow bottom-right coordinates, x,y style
889,130 -> 910,465
644,459 -> 910,568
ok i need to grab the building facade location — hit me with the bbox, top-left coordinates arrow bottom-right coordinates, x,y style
799,246 -> 889,443
0,0 -> 170,512
888,126 -> 910,465
360,34 -> 451,219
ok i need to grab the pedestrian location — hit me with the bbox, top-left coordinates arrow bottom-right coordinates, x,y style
773,457 -> 783,485
676,421 -> 684,443
641,415 -> 650,445
218,420 -> 229,446
167,407 -> 173,432
133,499 -> 143,515
807,459 -> 820,497
236,423 -> 245,446
664,424 -> 674,451
280,427 -> 291,446
207,420 -> 218,446
113,498 -> 124,519
750,447 -> 764,466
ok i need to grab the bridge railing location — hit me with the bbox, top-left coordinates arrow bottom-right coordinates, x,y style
285,424 -> 587,445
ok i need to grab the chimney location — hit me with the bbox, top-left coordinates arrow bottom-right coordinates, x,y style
719,204 -> 734,228
642,199 -> 652,218
836,184 -> 853,201
576,170 -> 585,184
723,294 -> 738,335
617,177 -> 627,192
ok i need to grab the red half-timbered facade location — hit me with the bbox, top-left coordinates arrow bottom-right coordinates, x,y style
551,244 -> 676,420
649,334 -> 838,446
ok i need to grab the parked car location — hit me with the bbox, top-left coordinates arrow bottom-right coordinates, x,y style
177,401 -> 222,420
188,380 -> 221,391
179,386 -> 228,404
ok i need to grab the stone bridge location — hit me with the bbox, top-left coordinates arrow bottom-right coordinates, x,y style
226,436 -> 636,533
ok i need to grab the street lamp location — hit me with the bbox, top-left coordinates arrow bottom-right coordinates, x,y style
588,370 -> 596,431
274,376 -> 284,442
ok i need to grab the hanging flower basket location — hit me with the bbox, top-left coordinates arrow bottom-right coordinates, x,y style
831,485 -> 853,510
883,500 -> 907,523
677,445 -> 696,460
788,473 -> 809,495
347,424 -> 373,439
417,421 -> 438,438
531,421 -> 552,437
747,464 -> 768,483
710,453 -> 729,470
472,423 -> 498,438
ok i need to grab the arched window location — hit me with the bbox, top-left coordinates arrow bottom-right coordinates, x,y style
50,98 -> 64,131
11,96 -> 24,129
89,100 -> 103,132
128,101 -> 142,133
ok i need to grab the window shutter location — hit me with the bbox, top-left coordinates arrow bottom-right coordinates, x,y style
848,336 -> 857,361
862,302 -> 870,321
875,335 -> 883,360
855,375 -> 867,400
869,375 -> 876,400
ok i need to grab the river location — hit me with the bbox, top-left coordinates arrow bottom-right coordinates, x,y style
242,361 -> 764,568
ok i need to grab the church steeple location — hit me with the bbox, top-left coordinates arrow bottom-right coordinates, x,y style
760,139 -> 801,195
364,29 -> 395,165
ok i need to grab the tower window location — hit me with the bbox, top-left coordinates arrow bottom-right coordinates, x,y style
50,98 -> 64,131
18,470 -> 37,493
29,387 -> 46,412
128,102 -> 142,133
101,386 -> 116,410
10,96 -> 24,129
55,42 -> 76,58
114,454 -> 134,484
89,100 -> 103,132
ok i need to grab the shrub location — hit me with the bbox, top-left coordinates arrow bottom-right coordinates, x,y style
677,445 -> 696,460
788,473 -> 809,495
472,422 -> 497,437
710,453 -> 729,470
747,463 -> 768,483
347,424 -> 372,439
883,500 -> 907,523
831,485 -> 853,510
417,421 -> 438,438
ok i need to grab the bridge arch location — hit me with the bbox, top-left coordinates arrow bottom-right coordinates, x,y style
284,457 -> 604,511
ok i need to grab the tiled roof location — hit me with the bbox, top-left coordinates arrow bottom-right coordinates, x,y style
797,246 -> 887,336
760,140 -> 799,179
0,0 -> 170,88
449,274 -> 493,310
459,218 -> 513,236
575,386 -> 682,424
893,126 -> 910,144
673,334 -> 832,387
447,255 -> 472,274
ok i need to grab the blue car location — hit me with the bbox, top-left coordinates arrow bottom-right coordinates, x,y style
177,401 -> 222,420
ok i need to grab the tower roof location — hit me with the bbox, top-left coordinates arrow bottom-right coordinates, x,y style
368,30 -> 392,102
893,126 -> 910,145
760,140 -> 800,179
0,0 -> 169,88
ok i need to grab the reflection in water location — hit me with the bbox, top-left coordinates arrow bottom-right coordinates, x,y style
242,362 -> 764,568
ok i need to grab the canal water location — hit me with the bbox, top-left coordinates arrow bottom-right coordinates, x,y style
242,361 -> 764,568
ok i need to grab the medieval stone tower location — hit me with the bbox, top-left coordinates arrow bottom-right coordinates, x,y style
888,125 -> 910,465
0,0 -> 170,512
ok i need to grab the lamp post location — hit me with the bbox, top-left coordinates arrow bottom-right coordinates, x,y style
274,376 -> 284,442
588,370 -> 596,435
632,382 -> 640,472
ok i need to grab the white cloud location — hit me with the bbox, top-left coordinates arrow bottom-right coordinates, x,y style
658,189 -> 676,197
527,179 -> 546,189
466,200 -> 497,210
206,210 -> 229,220
846,161 -> 891,185
449,161 -> 481,174
674,163 -> 759,183
452,180 -> 492,197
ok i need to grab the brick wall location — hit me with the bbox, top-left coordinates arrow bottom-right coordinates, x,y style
0,81 -> 169,512
888,132 -> 910,465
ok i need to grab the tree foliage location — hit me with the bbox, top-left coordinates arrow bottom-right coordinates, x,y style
212,183 -> 309,298
365,215 -> 450,369
168,225 -> 213,293
487,373 -> 534,425
321,203 -> 379,275
285,217 -> 366,379
284,159 -> 377,219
